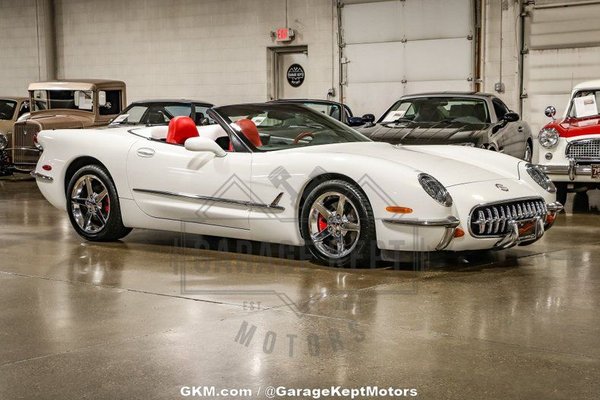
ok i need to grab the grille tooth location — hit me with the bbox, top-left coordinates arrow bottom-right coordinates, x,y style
566,139 -> 600,161
470,198 -> 546,237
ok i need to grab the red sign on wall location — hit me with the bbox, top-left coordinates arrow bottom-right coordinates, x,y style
275,28 -> 294,42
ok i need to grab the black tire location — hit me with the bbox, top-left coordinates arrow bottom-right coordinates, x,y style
555,182 -> 567,206
66,165 -> 131,241
300,179 -> 376,267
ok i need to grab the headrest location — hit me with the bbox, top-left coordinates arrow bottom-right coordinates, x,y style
166,116 -> 198,145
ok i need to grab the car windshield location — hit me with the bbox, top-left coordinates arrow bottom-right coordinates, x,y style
297,102 -> 345,121
381,97 -> 490,125
0,100 -> 16,120
214,104 -> 370,151
32,90 -> 95,112
109,102 -> 213,126
568,90 -> 600,118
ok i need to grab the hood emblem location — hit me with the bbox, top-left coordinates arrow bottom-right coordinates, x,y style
495,183 -> 509,192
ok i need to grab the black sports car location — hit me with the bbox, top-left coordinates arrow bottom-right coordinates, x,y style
270,99 -> 375,127
359,92 -> 533,161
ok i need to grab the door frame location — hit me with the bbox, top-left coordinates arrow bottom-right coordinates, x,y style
267,45 -> 308,100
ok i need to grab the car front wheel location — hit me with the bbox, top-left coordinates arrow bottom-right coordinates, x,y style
66,165 -> 131,241
300,180 -> 376,267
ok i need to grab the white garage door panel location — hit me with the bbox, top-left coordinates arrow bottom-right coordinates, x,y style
342,0 -> 473,116
530,4 -> 600,49
523,1 -> 600,137
343,1 -> 402,44
402,0 -> 472,40
344,42 -> 405,83
405,38 -> 472,81
524,47 -> 600,134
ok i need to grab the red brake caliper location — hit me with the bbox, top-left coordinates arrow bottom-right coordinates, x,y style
317,214 -> 328,232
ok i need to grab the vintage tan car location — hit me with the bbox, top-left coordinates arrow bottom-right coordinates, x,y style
0,97 -> 30,146
10,79 -> 126,171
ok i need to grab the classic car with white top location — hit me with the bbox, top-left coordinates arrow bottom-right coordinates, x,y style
32,103 -> 561,267
538,80 -> 600,204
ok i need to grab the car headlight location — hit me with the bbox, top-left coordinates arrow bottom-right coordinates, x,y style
538,128 -> 559,148
526,163 -> 556,193
418,173 -> 453,207
0,133 -> 7,150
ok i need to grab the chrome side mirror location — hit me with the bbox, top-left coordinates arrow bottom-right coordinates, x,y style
544,106 -> 556,120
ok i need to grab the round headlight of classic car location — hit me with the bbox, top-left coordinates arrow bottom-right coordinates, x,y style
538,128 -> 559,148
0,133 -> 7,150
526,163 -> 556,193
418,173 -> 453,207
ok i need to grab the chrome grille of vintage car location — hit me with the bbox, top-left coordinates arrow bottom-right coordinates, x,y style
469,198 -> 547,237
12,123 -> 39,166
566,138 -> 600,161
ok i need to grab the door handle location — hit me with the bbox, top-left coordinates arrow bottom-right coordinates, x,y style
517,126 -> 524,133
136,148 -> 155,158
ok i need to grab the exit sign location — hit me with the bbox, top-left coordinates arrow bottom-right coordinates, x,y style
275,28 -> 294,42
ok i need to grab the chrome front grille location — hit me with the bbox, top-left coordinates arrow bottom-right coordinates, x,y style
469,198 -> 547,237
12,123 -> 39,166
566,139 -> 600,161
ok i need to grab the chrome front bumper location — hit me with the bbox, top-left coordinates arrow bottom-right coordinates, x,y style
541,159 -> 600,181
30,171 -> 53,182
382,202 -> 563,251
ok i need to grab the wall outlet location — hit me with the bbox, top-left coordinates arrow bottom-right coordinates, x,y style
495,82 -> 505,93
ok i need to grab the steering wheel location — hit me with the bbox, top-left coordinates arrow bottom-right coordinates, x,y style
293,131 -> 314,144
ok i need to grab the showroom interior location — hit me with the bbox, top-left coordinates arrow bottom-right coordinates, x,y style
0,0 -> 599,399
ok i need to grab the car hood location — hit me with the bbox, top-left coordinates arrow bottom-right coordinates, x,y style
283,142 -> 520,187
545,117 -> 600,138
359,122 -> 489,145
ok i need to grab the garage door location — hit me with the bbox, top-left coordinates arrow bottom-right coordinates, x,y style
340,0 -> 475,117
522,1 -> 600,135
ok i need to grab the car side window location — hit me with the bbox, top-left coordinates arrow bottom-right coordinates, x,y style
18,101 -> 30,117
492,98 -> 509,120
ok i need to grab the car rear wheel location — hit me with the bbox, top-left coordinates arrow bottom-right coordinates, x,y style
66,165 -> 131,241
300,180 -> 376,267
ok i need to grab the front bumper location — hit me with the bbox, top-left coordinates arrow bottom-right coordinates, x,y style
540,159 -> 600,181
381,201 -> 562,252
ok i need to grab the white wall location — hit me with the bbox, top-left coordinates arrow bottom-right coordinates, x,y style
54,0 -> 338,104
0,0 -> 54,96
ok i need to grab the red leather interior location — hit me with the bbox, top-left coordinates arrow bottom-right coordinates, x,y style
233,119 -> 263,149
166,116 -> 198,145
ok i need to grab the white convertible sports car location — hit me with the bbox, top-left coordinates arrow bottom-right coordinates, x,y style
32,103 -> 562,267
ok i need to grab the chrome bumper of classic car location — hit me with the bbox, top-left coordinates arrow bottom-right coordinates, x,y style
382,216 -> 460,251
30,171 -> 53,182
541,158 -> 600,181
470,199 -> 563,249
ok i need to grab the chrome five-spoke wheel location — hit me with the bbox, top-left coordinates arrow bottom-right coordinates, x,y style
301,179 -> 375,267
309,192 -> 361,259
71,174 -> 111,234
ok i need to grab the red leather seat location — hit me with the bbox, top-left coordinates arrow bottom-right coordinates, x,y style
166,116 -> 198,145
231,119 -> 263,150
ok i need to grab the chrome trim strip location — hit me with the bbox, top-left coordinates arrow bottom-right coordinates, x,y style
30,171 -> 53,182
132,188 -> 285,211
382,216 -> 459,228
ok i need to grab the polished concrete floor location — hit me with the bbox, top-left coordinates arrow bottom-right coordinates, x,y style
1,178 -> 599,399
